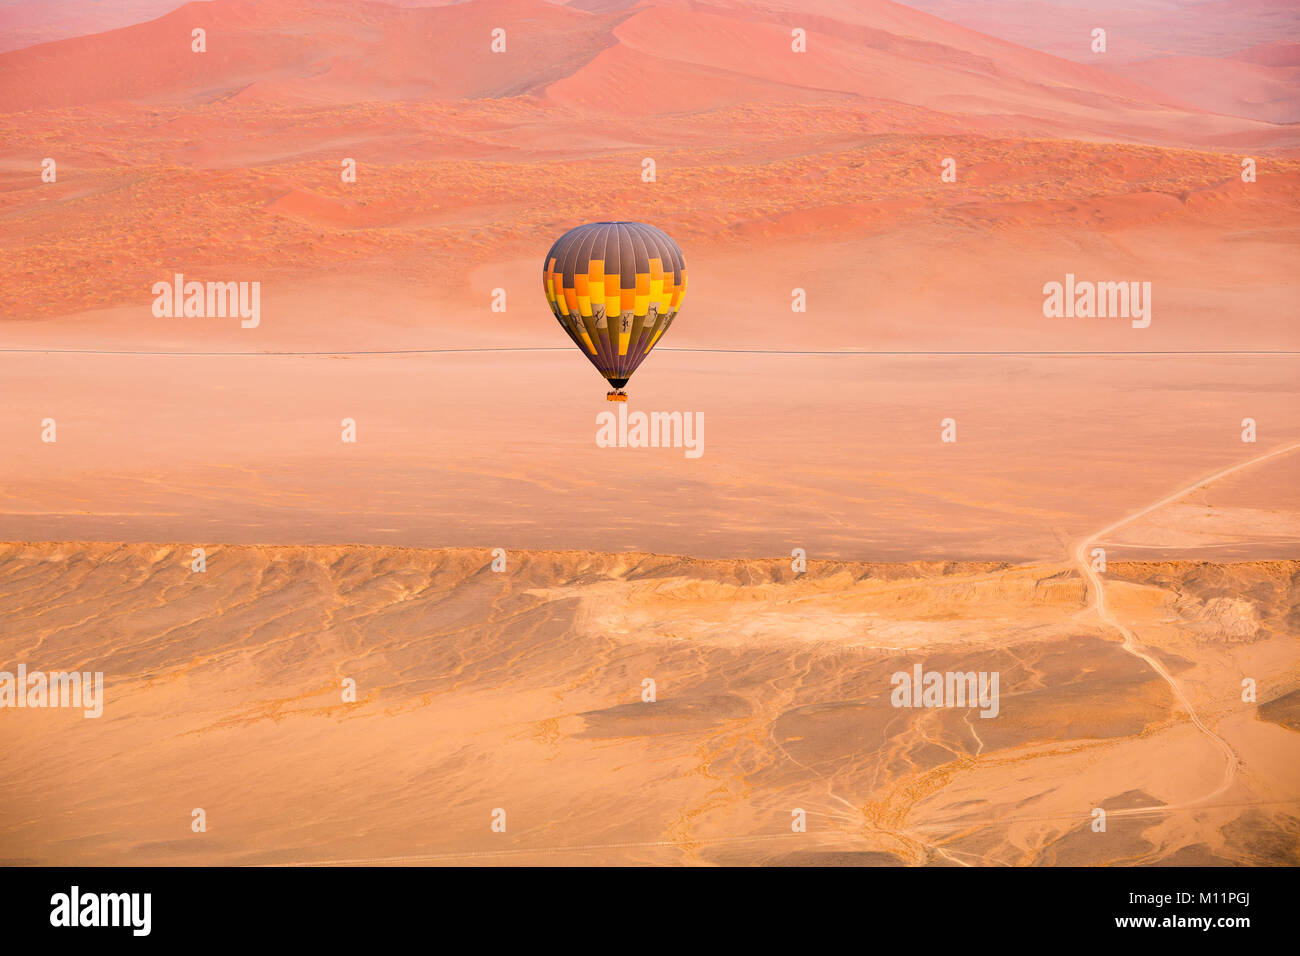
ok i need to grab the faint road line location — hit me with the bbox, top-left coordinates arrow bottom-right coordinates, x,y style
1073,439 -> 1300,813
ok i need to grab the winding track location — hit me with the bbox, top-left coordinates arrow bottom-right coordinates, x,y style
1073,439 -> 1300,814
268,440 -> 1300,865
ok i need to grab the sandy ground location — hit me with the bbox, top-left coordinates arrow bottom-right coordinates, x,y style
0,2 -> 1296,562
0,348 -> 1297,561
0,0 -> 1297,865
0,543 -> 1296,866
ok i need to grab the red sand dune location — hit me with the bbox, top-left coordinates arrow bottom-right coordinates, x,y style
1110,48 -> 1300,124
898,0 -> 1300,63
0,0 -> 1297,870
0,0 -> 1288,148
899,0 -> 1300,122
0,0 -> 180,53
0,0 -> 617,110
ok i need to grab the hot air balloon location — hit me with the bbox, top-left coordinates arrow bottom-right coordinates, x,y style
542,221 -> 687,401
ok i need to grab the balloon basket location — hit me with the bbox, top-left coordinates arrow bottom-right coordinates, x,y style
606,390 -> 628,402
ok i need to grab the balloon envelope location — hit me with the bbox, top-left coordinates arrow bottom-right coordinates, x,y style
542,222 -> 687,392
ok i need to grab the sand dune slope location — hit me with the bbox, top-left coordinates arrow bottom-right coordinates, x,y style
0,0 -> 1280,146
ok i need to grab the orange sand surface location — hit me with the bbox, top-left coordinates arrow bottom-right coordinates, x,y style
1,544 -> 1297,865
0,0 -> 1297,865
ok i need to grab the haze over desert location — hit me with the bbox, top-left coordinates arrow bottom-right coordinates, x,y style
0,0 -> 1297,869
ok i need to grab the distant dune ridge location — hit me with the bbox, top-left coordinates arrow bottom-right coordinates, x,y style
0,0 -> 1293,136
2,0 -> 1300,324
0,0 -> 1297,865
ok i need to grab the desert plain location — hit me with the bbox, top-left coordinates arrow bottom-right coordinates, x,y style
0,0 -> 1297,865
